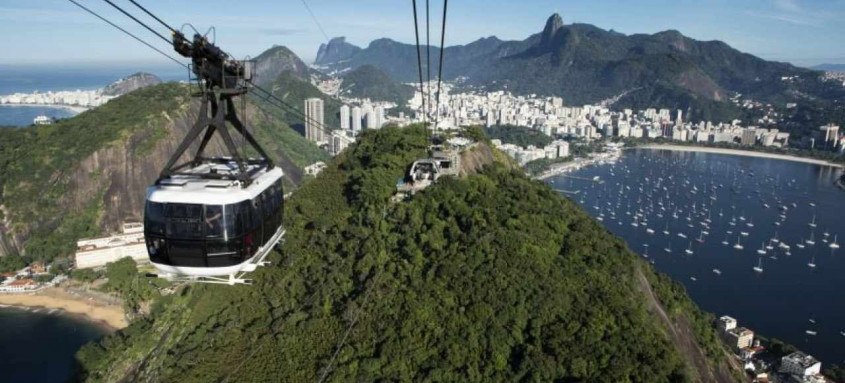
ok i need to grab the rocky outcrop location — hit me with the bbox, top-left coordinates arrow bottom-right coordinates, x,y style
315,36 -> 362,66
102,72 -> 162,96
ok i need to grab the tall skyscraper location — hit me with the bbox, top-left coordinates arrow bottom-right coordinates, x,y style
365,108 -> 378,130
351,106 -> 362,133
304,98 -> 325,143
374,106 -> 385,129
340,105 -> 350,131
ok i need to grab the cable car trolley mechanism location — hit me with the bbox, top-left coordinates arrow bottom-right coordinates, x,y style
144,31 -> 285,285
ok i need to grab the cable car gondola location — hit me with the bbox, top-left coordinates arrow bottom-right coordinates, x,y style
144,31 -> 284,285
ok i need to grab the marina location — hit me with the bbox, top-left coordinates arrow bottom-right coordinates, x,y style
547,148 -> 845,365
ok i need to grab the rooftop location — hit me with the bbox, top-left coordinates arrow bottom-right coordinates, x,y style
783,351 -> 820,368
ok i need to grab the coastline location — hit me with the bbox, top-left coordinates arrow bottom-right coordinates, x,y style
636,144 -> 844,168
0,103 -> 88,114
0,288 -> 126,330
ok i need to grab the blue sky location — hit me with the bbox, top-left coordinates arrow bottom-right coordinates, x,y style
2,0 -> 844,68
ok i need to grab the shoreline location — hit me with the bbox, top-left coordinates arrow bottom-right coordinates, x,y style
0,103 -> 88,114
635,144 -> 844,168
0,288 -> 126,330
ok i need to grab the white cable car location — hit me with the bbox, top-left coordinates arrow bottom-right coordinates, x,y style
144,32 -> 285,285
145,161 -> 284,285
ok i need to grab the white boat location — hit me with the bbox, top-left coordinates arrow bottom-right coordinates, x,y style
808,256 -> 816,268
690,276 -> 697,281
677,232 -> 687,239
753,257 -> 764,273
806,330 -> 817,336
646,228 -> 655,234
807,232 -> 816,246
734,237 -> 744,250
685,242 -> 694,255
757,242 -> 766,255
740,231 -> 749,237
831,234 -> 840,249
809,214 -> 817,228
712,269 -> 722,275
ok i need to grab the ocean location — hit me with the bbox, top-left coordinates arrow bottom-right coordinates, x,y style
0,63 -> 186,127
548,149 -> 845,365
0,306 -> 108,382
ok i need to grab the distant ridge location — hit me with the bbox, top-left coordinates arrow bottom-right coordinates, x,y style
813,63 -> 845,72
312,13 -> 845,125
101,72 -> 161,96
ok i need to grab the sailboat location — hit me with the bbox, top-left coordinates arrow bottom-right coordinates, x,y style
753,257 -> 764,273
664,242 -> 672,253
746,217 -> 754,228
757,242 -> 766,255
808,255 -> 816,268
663,224 -> 670,235
734,236 -> 744,250
722,235 -> 729,246
809,214 -> 817,228
696,231 -> 705,243
831,235 -> 840,249
685,241 -> 694,255
806,231 -> 816,246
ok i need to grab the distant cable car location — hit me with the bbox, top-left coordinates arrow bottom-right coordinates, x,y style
144,31 -> 284,285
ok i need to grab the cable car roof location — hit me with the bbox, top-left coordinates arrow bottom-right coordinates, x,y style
147,162 -> 283,205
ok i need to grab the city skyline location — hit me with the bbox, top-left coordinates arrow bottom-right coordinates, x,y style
2,0 -> 845,68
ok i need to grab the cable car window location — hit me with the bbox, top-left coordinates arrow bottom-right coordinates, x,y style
204,205 -> 237,240
145,202 -> 166,235
164,203 -> 203,239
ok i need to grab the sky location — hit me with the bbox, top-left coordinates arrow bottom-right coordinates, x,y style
2,0 -> 844,70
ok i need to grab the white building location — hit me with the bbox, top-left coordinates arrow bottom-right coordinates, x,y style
304,98 -> 325,144
780,352 -> 821,377
304,161 -> 327,177
719,315 -> 737,332
75,223 -> 148,269
340,105 -> 350,131
330,130 -> 355,156
351,106 -> 362,133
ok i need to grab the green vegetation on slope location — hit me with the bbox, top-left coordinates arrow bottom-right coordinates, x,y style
0,84 -> 191,262
340,65 -> 414,106
484,124 -> 553,148
77,125 -> 733,382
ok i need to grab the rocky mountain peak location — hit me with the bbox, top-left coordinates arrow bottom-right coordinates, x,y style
540,13 -> 564,47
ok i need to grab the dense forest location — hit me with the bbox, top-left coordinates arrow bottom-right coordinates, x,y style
76,125 -> 737,382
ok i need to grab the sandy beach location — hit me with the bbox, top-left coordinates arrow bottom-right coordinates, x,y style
636,144 -> 844,168
0,288 -> 126,330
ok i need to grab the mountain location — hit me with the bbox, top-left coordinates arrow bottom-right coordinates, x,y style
101,72 -> 161,96
339,65 -> 414,105
0,83 -> 327,261
75,126 -> 740,382
813,63 -> 845,72
315,14 -> 845,124
315,36 -> 362,67
254,45 -> 312,85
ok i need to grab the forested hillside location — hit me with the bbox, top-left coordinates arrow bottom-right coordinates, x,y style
76,125 -> 739,382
